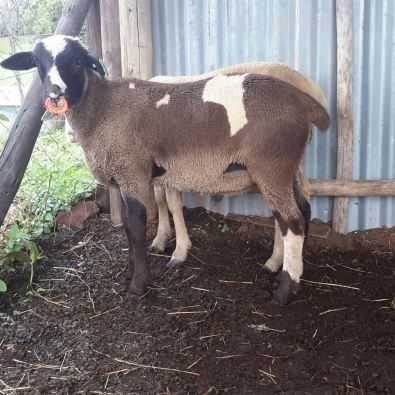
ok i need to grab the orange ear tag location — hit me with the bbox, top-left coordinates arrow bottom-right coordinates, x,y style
44,96 -> 69,115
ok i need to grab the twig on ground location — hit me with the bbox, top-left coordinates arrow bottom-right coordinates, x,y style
191,287 -> 210,292
89,306 -> 120,320
216,354 -> 245,359
62,234 -> 94,254
189,251 -> 207,266
12,359 -> 71,371
92,348 -> 200,376
218,280 -> 253,285
32,292 -> 71,309
301,279 -> 360,291
186,356 -> 203,370
199,334 -> 223,341
95,242 -> 114,262
248,324 -> 286,334
148,252 -> 172,258
319,307 -> 348,316
181,274 -> 197,283
259,368 -> 277,384
168,310 -> 208,316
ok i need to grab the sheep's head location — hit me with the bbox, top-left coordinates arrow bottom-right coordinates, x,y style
0,35 -> 105,111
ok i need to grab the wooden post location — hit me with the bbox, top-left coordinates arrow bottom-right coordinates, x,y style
99,0 -> 122,78
0,0 -> 93,227
119,0 -> 153,79
99,0 -> 123,226
333,0 -> 353,234
87,0 -> 102,58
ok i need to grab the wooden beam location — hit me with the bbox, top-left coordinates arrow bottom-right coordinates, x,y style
308,179 -> 395,197
99,0 -> 123,225
333,0 -> 354,233
119,0 -> 153,79
100,0 -> 122,78
0,0 -> 93,227
87,0 -> 102,58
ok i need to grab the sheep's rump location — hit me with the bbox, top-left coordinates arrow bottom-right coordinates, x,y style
150,62 -> 329,130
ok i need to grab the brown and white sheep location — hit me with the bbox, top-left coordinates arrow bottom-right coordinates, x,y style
1,35 -> 330,304
149,63 -> 322,269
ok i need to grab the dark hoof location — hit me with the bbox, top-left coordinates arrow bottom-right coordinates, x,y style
271,271 -> 300,305
128,275 -> 150,296
166,258 -> 183,269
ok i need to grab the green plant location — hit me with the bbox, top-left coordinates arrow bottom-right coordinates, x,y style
0,126 -> 95,291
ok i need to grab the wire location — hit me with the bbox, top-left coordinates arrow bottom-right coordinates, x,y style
0,70 -> 35,81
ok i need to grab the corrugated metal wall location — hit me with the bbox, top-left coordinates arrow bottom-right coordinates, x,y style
150,0 -> 395,232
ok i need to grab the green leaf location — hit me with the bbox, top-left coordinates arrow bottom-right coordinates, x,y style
0,113 -> 10,122
0,279 -> 7,293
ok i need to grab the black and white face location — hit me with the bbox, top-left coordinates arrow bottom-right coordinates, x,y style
0,35 -> 105,108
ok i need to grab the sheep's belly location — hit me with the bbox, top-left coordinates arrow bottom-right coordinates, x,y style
154,169 -> 255,195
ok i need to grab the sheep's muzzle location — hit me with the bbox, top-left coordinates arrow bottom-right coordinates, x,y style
44,96 -> 69,114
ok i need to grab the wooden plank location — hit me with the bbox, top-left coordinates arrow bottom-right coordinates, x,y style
308,179 -> 395,197
0,0 -> 93,227
87,0 -> 102,58
99,0 -> 122,78
99,0 -> 123,225
333,0 -> 354,233
119,0 -> 153,79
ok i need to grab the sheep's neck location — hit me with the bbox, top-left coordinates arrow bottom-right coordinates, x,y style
66,72 -> 107,147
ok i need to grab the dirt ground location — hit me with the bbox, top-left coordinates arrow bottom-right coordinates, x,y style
1,208 -> 395,394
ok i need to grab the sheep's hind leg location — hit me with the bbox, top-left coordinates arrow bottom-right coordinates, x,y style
121,191 -> 150,296
255,183 -> 306,304
150,185 -> 172,252
165,188 -> 192,268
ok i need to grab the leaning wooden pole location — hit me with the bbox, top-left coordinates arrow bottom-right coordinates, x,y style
332,0 -> 353,234
0,0 -> 93,227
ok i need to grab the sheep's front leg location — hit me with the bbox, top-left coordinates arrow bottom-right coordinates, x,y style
121,191 -> 150,295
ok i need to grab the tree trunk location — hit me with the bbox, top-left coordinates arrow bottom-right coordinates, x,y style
0,0 -> 93,227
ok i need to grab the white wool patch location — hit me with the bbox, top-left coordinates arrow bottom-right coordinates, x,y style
202,74 -> 248,136
129,82 -> 136,89
41,35 -> 77,58
156,93 -> 170,108
48,66 -> 67,91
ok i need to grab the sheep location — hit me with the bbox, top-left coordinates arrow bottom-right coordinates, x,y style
149,63 -> 320,269
1,35 -> 330,304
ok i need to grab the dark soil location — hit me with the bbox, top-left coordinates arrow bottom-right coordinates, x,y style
1,208 -> 395,394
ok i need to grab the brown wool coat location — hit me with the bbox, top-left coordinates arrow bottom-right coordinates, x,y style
67,70 -> 329,220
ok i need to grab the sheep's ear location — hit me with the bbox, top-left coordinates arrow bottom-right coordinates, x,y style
86,55 -> 106,77
1,51 -> 36,70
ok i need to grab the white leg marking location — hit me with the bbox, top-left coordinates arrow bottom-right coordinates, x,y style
283,229 -> 304,282
166,188 -> 191,263
202,74 -> 248,136
150,186 -> 171,252
264,219 -> 284,272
